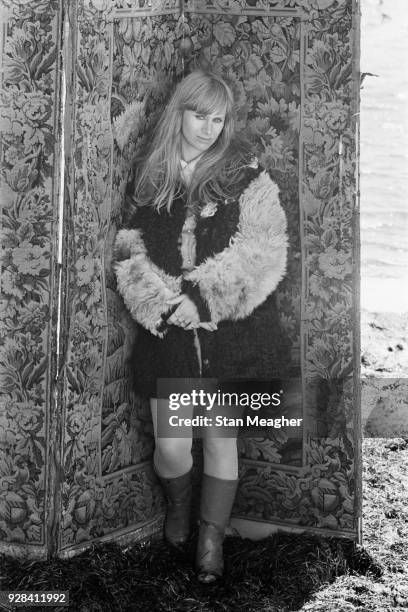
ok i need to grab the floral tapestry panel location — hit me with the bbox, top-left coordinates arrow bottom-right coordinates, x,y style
0,0 -> 62,555
184,0 -> 360,538
58,3 -> 178,553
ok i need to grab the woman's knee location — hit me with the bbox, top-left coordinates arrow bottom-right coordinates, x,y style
202,436 -> 238,479
203,436 -> 237,458
155,437 -> 192,463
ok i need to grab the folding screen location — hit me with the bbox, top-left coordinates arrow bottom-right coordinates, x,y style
0,0 -> 360,558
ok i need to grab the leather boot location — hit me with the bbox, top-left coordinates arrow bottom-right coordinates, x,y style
196,474 -> 238,583
157,469 -> 192,547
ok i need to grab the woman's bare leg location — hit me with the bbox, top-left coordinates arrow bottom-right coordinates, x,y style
150,398 -> 193,478
202,430 -> 238,479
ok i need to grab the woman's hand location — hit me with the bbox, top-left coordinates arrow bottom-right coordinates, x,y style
166,295 -> 217,331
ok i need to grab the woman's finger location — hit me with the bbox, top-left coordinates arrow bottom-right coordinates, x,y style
168,315 -> 190,328
200,322 -> 218,331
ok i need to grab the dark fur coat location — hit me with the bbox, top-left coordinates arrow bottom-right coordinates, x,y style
114,165 -> 288,397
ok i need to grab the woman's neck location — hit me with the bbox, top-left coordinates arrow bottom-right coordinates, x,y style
181,150 -> 203,165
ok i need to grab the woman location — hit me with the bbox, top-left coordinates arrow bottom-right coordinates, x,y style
114,69 -> 288,583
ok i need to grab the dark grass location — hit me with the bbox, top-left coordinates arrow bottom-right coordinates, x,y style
0,532 -> 382,612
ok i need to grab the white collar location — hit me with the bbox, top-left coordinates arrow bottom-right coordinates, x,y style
180,154 -> 202,170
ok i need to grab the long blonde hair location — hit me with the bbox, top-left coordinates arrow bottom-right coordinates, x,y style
132,69 -> 249,212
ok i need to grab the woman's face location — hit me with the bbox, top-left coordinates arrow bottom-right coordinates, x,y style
181,108 -> 226,161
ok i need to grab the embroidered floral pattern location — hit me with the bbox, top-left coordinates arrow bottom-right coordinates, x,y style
0,0 -> 60,550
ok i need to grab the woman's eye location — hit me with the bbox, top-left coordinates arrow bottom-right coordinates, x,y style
214,118 -> 224,123
195,114 -> 205,120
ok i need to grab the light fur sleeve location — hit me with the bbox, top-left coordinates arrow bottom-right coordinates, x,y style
184,171 -> 288,323
113,228 -> 181,336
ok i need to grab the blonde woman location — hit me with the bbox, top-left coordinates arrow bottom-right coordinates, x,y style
114,69 -> 288,583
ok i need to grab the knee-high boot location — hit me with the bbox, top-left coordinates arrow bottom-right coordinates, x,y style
196,474 -> 238,583
156,469 -> 192,547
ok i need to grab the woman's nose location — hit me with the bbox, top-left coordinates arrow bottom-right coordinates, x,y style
202,119 -> 211,135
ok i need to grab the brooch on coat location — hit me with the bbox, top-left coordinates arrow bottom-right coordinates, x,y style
248,156 -> 259,169
200,201 -> 218,218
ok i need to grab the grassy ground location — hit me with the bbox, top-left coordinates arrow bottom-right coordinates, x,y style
1,438 -> 407,611
300,438 -> 408,612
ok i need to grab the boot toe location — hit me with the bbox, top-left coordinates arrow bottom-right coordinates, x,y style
197,570 -> 220,584
196,522 -> 225,581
